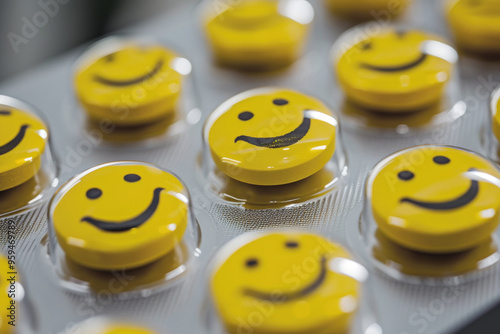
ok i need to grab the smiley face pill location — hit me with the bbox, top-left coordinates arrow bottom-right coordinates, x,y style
211,232 -> 360,334
51,162 -> 188,270
446,0 -> 500,55
203,0 -> 314,70
0,103 -> 48,192
205,88 -> 337,186
369,145 -> 500,253
335,29 -> 455,112
75,41 -> 190,126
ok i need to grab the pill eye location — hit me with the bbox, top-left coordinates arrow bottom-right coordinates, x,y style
238,111 -> 254,121
395,29 -> 408,38
124,174 -> 141,182
273,98 -> 289,106
398,171 -> 415,181
246,258 -> 259,268
0,110 -> 11,115
433,156 -> 450,165
105,53 -> 115,62
285,241 -> 299,249
360,42 -> 372,50
86,188 -> 102,200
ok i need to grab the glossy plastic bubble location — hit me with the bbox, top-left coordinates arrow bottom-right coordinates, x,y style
357,145 -> 500,284
0,254 -> 38,334
199,87 -> 347,209
330,24 -> 465,134
41,161 -> 200,298
0,95 -> 59,218
68,36 -> 200,148
324,0 -> 411,21
57,317 -> 159,334
200,0 -> 314,71
200,231 -> 381,334
483,87 -> 500,163
445,0 -> 500,56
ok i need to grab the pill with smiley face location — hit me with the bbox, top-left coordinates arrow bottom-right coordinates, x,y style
324,0 -> 411,20
70,318 -> 157,334
203,0 -> 314,70
0,102 -> 48,192
336,28 -> 456,112
75,40 -> 190,126
446,0 -> 500,55
369,145 -> 500,253
205,88 -> 337,186
51,162 -> 188,270
211,232 -> 360,334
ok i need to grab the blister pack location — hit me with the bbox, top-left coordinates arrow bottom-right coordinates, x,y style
1,0 -> 500,333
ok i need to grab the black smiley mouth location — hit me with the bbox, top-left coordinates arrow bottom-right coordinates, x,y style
360,53 -> 428,73
242,256 -> 327,303
0,124 -> 29,156
234,110 -> 311,149
400,169 -> 479,210
94,59 -> 164,87
81,187 -> 164,232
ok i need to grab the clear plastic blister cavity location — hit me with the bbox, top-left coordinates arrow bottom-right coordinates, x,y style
41,161 -> 201,298
65,36 -> 201,148
200,231 -> 382,334
330,24 -> 466,134
0,95 -> 59,218
354,144 -> 500,284
198,87 -> 348,209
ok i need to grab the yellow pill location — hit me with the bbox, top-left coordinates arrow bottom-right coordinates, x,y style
52,162 -> 188,270
211,232 -> 360,334
324,0 -> 411,20
0,254 -> 15,334
203,0 -> 314,70
373,229 -> 499,278
75,42 -> 189,126
0,106 -> 48,192
74,318 -> 157,334
336,29 -> 455,112
205,88 -> 337,186
369,145 -> 500,253
491,88 -> 500,143
446,0 -> 500,55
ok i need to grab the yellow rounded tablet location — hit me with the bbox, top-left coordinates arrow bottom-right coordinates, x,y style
205,88 -> 337,186
336,29 -> 455,112
51,162 -> 188,270
203,0 -> 314,70
446,0 -> 500,55
72,318 -> 157,334
369,145 -> 500,253
75,42 -> 188,126
0,107 -> 48,192
211,232 -> 360,334
325,0 -> 410,20
0,255 -> 15,334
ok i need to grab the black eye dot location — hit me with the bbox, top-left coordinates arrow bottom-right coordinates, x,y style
433,156 -> 450,165
0,110 -> 11,115
360,42 -> 372,50
238,111 -> 254,121
398,171 -> 415,181
124,174 -> 141,182
86,188 -> 102,200
285,241 -> 299,248
273,98 -> 289,106
395,29 -> 408,38
245,258 -> 259,268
